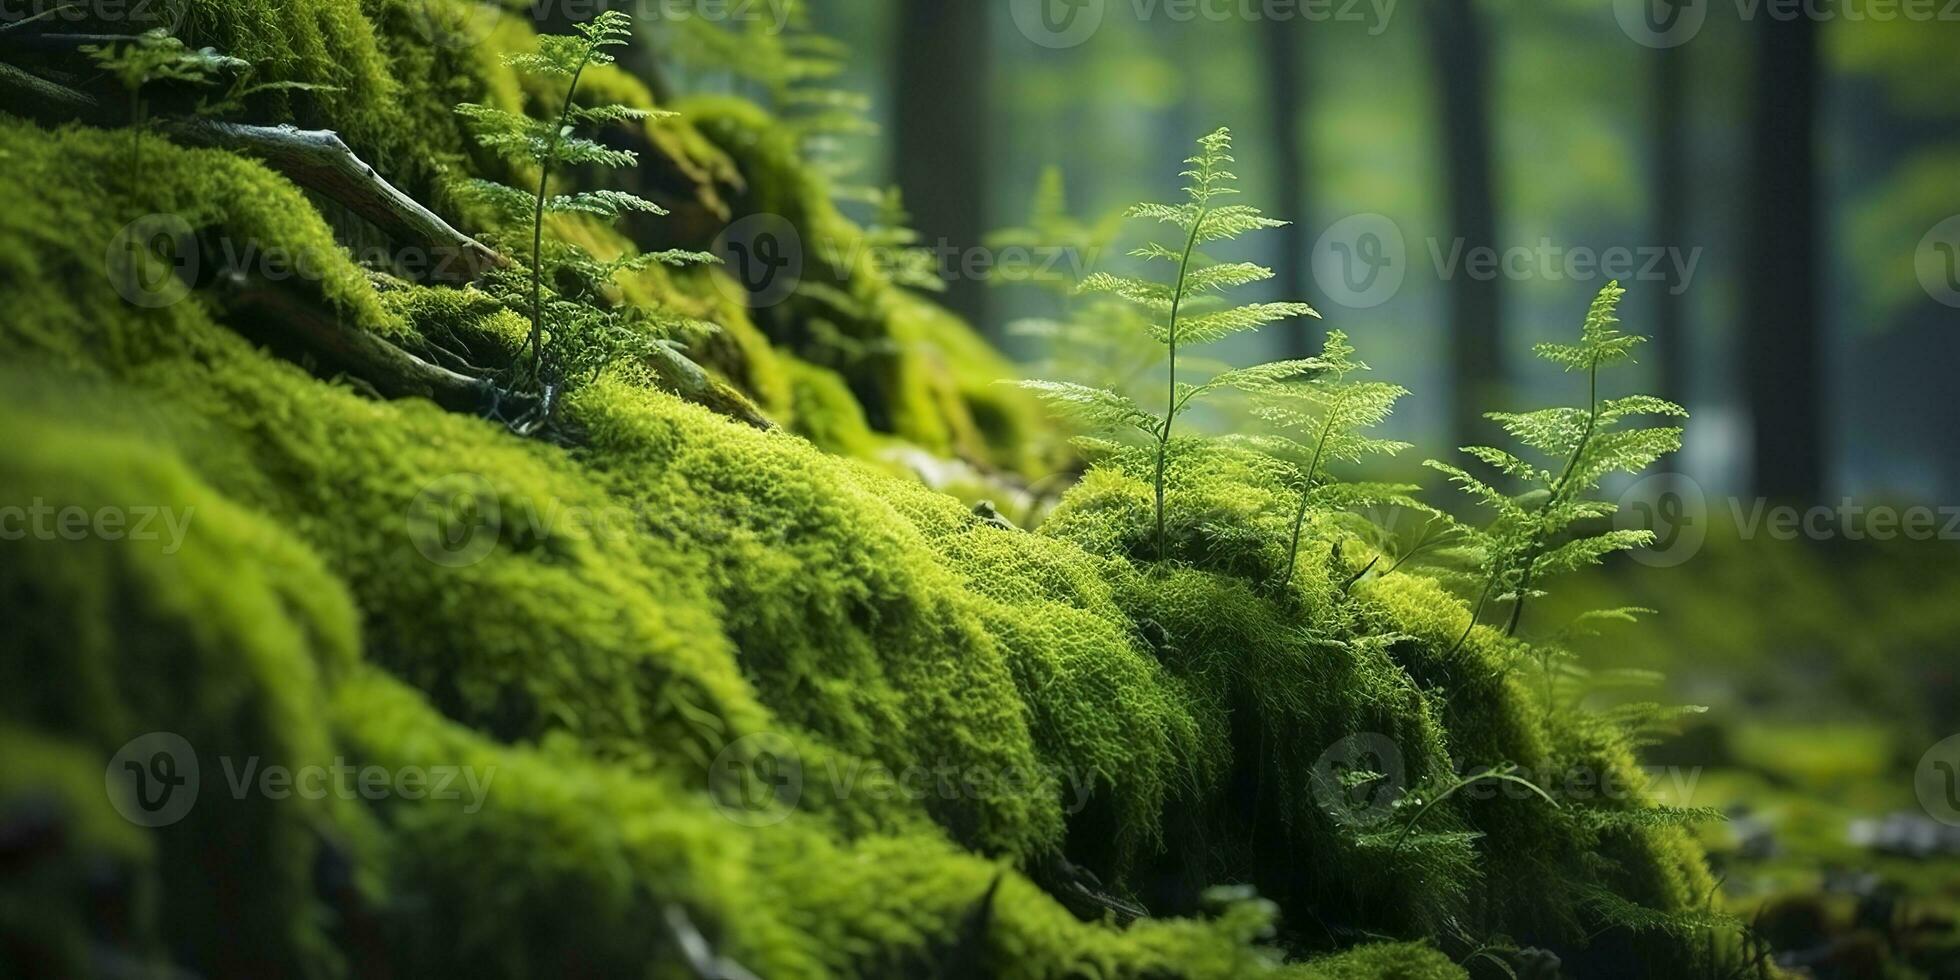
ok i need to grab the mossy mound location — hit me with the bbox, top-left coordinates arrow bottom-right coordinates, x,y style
24,0 -> 1046,477
0,109 -> 1735,977
1,5 -> 1742,976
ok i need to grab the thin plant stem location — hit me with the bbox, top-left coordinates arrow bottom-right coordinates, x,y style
528,55 -> 594,383
1153,206 -> 1207,563
1503,353 -> 1601,636
1279,387 -> 1347,590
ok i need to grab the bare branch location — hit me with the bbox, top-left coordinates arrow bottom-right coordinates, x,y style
164,120 -> 506,283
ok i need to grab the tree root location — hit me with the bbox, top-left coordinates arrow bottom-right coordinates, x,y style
199,246 -> 524,420
0,58 -> 501,282
164,120 -> 505,283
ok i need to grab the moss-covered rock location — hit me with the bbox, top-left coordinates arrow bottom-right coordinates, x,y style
0,8 -> 1740,977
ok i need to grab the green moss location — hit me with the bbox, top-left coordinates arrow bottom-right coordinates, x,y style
779,354 -> 881,457
0,15 -> 1739,978
683,95 -> 1057,473
0,398 -> 366,978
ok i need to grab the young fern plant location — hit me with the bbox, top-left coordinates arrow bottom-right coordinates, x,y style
454,10 -> 713,417
1016,128 -> 1320,561
83,32 -> 338,185
1247,329 -> 1413,590
1425,281 -> 1688,652
83,30 -> 241,171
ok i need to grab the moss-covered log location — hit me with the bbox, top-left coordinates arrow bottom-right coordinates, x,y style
0,2 -> 1750,977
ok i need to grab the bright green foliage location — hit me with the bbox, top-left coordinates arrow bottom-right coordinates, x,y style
0,3 -> 1748,973
682,95 -> 1055,471
1241,329 -> 1413,590
659,0 -> 880,201
0,111 -> 1734,976
455,10 -> 715,426
1017,128 -> 1321,560
1425,281 -> 1688,647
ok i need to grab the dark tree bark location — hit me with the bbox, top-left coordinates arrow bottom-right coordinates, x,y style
1742,13 -> 1824,501
892,0 -> 991,331
1261,22 -> 1315,358
1651,43 -> 1689,405
1424,0 -> 1502,451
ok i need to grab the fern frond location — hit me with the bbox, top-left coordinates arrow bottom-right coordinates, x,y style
1011,381 -> 1158,437
1078,272 -> 1174,311
449,10 -> 713,427
546,190 -> 665,220
1012,127 -> 1323,563
1430,282 -> 1688,644
1174,302 -> 1320,345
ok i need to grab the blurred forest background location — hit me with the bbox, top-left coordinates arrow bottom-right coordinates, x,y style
668,0 -> 1960,500
655,1 -> 1960,971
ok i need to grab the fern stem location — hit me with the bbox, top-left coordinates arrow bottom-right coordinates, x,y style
1504,354 -> 1601,637
528,56 -> 594,385
1446,576 -> 1494,657
1341,554 -> 1381,592
1387,768 -> 1557,858
1279,394 -> 1341,590
1154,206 -> 1207,563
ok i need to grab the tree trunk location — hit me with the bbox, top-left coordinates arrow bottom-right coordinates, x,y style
1742,13 -> 1824,502
1651,43 -> 1688,405
1425,0 -> 1502,451
892,1 -> 991,331
1262,22 -> 1315,358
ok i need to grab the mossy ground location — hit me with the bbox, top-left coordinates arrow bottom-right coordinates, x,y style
0,6 -> 1747,977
